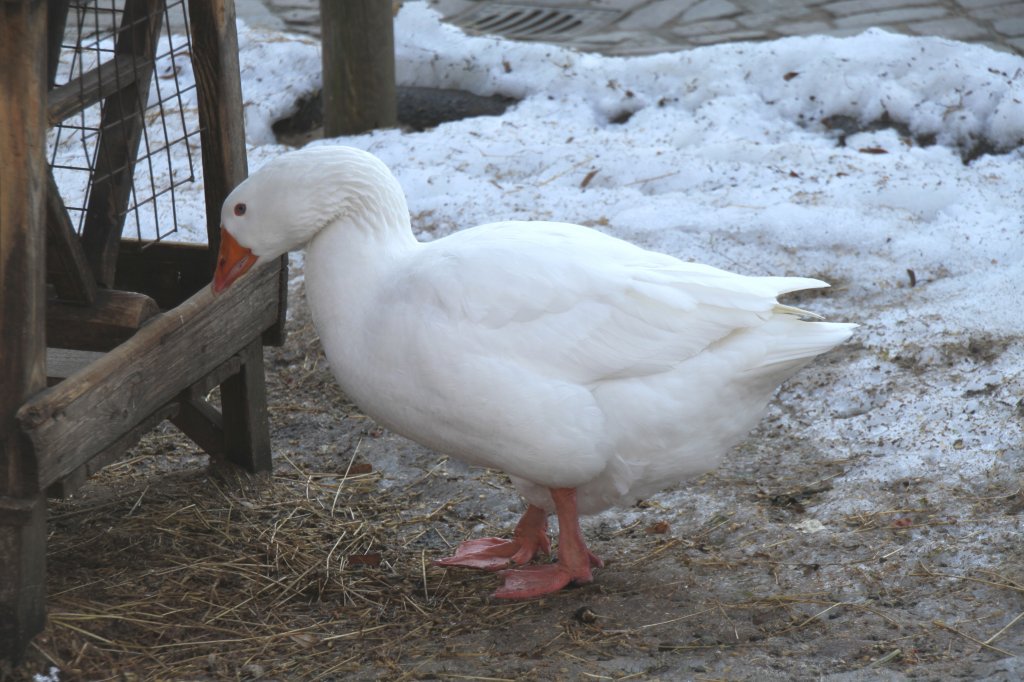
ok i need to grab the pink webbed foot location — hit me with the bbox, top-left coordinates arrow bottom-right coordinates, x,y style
491,488 -> 604,600
434,504 -> 550,571
434,537 -> 539,571
495,564 -> 577,599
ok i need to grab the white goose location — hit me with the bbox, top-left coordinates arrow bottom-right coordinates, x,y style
213,145 -> 855,599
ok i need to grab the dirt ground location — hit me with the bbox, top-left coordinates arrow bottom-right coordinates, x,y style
6,271 -> 1024,681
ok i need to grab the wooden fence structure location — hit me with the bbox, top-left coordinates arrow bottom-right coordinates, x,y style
0,0 -> 286,660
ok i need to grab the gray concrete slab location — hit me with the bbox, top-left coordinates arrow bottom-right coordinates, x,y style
239,0 -> 1024,55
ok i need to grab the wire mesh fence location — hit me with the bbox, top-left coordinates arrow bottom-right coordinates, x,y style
48,0 -> 200,245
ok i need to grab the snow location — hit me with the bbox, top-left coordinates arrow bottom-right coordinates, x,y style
49,3 -> 1023,511
33,667 -> 60,682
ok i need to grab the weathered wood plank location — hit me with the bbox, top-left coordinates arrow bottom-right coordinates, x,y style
186,0 -> 247,255
166,351 -> 243,458
46,348 -> 106,385
171,391 -> 225,458
46,0 -> 71,88
0,0 -> 49,662
45,170 -> 98,304
46,402 -> 179,499
1,0 -> 48,495
79,0 -> 165,287
188,0 -> 287,346
220,338 -> 272,472
187,0 -> 280,471
115,239 -> 215,310
0,494 -> 46,662
46,54 -> 150,126
47,288 -> 160,351
18,260 -> 283,490
188,354 -> 243,397
264,254 -> 288,347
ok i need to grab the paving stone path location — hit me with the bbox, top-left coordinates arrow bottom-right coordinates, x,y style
237,0 -> 1024,56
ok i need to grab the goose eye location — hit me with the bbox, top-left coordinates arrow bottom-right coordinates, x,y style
234,203 -> 246,216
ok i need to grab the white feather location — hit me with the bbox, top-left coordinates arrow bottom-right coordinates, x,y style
224,146 -> 856,515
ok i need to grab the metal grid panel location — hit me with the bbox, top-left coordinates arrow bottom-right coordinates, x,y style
47,0 -> 199,244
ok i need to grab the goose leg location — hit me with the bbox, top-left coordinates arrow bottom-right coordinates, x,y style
493,487 -> 603,599
434,504 -> 551,571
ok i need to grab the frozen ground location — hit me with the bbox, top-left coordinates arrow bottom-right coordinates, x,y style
241,1 -> 1024,572
28,2 -> 1024,679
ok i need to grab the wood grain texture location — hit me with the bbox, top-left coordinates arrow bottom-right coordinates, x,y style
46,402 -> 178,498
188,0 -> 287,345
220,338 -> 272,472
171,391 -> 225,459
46,288 -> 160,351
0,0 -> 49,661
187,0 -> 247,254
1,0 -> 48,494
46,54 -> 150,126
18,261 -> 283,489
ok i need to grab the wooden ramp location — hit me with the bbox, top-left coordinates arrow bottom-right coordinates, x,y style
0,0 -> 286,660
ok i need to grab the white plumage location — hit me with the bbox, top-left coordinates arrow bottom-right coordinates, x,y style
213,145 -> 855,598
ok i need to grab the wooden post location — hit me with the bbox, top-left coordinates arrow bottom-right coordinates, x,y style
220,339 -> 273,472
187,0 -> 276,473
320,0 -> 397,136
188,0 -> 289,340
0,0 -> 49,661
189,0 -> 287,345
187,0 -> 248,254
45,0 -> 72,87
79,0 -> 165,288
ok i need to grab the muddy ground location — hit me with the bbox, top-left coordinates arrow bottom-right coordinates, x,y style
7,270 -> 1024,681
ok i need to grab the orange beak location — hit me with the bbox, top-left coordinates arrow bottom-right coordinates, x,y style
212,228 -> 258,294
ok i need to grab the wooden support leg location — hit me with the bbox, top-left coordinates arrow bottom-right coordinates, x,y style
0,495 -> 47,662
171,390 -> 225,458
219,339 -> 272,473
1,0 -> 49,662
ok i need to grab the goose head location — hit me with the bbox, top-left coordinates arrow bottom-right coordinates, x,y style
212,145 -> 411,293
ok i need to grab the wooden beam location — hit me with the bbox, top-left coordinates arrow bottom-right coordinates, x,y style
46,54 -> 151,126
220,338 -> 272,472
79,0 -> 165,287
45,169 -> 98,304
170,391 -> 224,458
167,352 -> 242,457
46,401 -> 178,499
0,0 -> 49,662
188,0 -> 281,471
46,348 -> 105,385
263,254 -> 288,347
188,353 -> 243,397
320,0 -> 397,136
0,495 -> 46,663
115,239 -> 216,310
187,0 -> 247,255
46,0 -> 72,88
18,260 -> 283,490
189,0 -> 287,345
46,288 -> 160,351
1,0 -> 48,495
